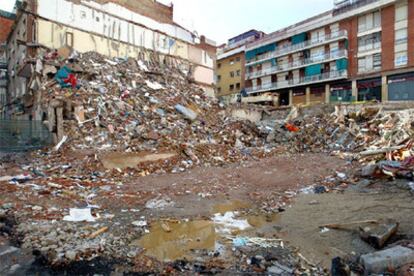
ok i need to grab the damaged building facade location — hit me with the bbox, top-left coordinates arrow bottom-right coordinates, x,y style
0,7 -> 16,118
4,0 -> 216,119
244,0 -> 414,106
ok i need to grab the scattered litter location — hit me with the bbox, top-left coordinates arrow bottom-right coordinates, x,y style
132,220 -> 147,227
145,197 -> 175,209
54,135 -> 68,151
63,208 -> 96,222
213,212 -> 251,233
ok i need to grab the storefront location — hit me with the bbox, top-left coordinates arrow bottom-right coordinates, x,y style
292,88 -> 306,105
357,77 -> 381,102
388,72 -> 414,101
310,85 -> 325,104
330,82 -> 353,102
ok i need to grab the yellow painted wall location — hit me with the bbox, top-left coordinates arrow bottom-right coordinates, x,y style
38,19 -> 142,58
216,52 -> 244,96
174,41 -> 189,60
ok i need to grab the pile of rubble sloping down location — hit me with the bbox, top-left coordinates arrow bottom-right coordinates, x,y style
33,51 -> 268,176
267,104 -> 414,178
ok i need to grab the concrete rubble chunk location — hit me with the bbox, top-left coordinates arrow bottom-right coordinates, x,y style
360,246 -> 414,275
0,246 -> 20,271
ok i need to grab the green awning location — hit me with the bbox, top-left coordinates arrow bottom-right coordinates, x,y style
305,64 -> 322,76
245,43 -> 277,60
292,33 -> 307,45
336,58 -> 348,70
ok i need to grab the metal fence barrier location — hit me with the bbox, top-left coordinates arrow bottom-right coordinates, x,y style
0,120 -> 53,152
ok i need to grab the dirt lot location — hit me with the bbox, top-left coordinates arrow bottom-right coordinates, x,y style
0,152 -> 349,274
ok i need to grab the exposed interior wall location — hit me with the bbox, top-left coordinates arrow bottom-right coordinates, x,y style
7,13 -> 29,108
36,19 -> 214,86
0,16 -> 14,43
193,66 -> 214,85
70,0 -> 174,24
37,0 -> 194,46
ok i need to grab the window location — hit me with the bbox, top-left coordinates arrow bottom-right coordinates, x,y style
395,51 -> 408,67
358,58 -> 367,72
395,4 -> 408,22
217,63 -> 221,69
65,32 -> 74,47
217,75 -> 221,82
236,70 -> 241,76
330,42 -> 339,55
230,84 -> 234,91
358,54 -> 381,72
395,28 -> 408,44
230,59 -> 234,65
230,71 -> 235,78
236,57 -> 241,62
358,11 -> 381,32
236,83 -> 241,90
311,28 -> 325,43
217,87 -> 221,94
373,53 -> 381,70
358,32 -> 381,52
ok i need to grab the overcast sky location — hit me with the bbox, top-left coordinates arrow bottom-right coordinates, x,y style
1,0 -> 334,44
160,0 -> 333,44
1,0 -> 15,12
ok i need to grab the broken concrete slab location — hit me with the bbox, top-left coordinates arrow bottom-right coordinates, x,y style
360,246 -> 414,275
359,220 -> 399,249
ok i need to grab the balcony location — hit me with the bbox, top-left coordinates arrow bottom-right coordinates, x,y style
357,41 -> 381,56
246,49 -> 348,79
246,69 -> 348,94
246,30 -> 348,66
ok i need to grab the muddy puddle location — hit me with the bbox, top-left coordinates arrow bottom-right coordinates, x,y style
134,201 -> 279,262
134,220 -> 216,261
100,152 -> 176,170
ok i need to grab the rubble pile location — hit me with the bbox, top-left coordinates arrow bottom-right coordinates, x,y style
268,106 -> 414,158
34,51 -> 267,175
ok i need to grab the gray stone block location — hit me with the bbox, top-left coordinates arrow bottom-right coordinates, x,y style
360,246 -> 414,275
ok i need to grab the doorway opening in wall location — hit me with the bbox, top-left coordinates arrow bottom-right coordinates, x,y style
357,77 -> 382,102
279,91 -> 289,106
65,32 -> 74,47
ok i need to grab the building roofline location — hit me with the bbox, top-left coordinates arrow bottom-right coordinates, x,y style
246,0 -> 396,51
228,29 -> 265,42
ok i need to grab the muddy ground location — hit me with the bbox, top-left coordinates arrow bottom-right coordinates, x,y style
1,152 -> 413,274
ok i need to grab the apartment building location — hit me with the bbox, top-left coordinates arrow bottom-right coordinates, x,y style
4,0 -> 216,119
216,30 -> 265,103
244,0 -> 414,106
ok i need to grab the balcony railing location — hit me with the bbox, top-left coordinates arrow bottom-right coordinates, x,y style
246,30 -> 348,65
357,23 -> 381,34
246,69 -> 348,94
246,49 -> 348,79
333,0 -> 380,15
358,41 -> 381,53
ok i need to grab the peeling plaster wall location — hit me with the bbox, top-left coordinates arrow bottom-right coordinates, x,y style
37,0 -> 194,46
35,0 -> 214,85
193,66 -> 214,86
7,13 -> 29,107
